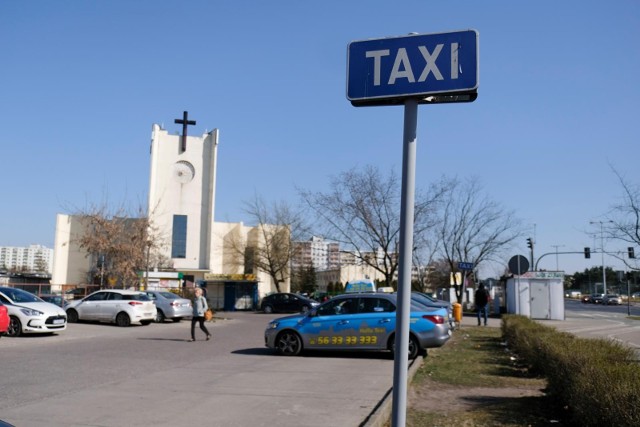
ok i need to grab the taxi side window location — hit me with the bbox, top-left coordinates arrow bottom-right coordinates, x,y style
317,298 -> 357,316
360,298 -> 395,313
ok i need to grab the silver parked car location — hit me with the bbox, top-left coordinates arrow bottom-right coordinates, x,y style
143,290 -> 192,323
66,290 -> 156,327
602,294 -> 622,305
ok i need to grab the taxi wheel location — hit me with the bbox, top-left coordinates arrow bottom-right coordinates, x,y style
407,336 -> 420,359
275,331 -> 302,356
390,335 -> 420,360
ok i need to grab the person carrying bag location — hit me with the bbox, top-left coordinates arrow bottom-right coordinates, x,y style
189,287 -> 212,342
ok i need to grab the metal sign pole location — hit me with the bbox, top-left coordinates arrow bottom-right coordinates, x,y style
391,98 -> 418,427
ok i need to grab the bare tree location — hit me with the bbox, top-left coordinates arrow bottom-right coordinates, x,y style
605,169 -> 640,271
73,201 -> 165,289
298,166 -> 446,287
431,176 -> 523,302
227,195 -> 309,293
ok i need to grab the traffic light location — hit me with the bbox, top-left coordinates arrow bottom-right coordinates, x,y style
526,238 -> 533,249
628,247 -> 635,259
584,247 -> 591,259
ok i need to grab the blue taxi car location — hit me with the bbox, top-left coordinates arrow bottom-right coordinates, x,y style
265,293 -> 451,359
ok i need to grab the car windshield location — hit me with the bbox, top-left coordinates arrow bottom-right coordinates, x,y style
0,287 -> 42,303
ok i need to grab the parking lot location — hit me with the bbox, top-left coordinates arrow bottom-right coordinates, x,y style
1,311 -> 398,427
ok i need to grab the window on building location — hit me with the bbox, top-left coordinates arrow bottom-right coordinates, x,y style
171,215 -> 187,258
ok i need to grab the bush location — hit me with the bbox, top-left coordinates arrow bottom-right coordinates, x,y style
502,315 -> 640,427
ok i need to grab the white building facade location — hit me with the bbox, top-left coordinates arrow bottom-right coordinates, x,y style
148,123 -> 219,276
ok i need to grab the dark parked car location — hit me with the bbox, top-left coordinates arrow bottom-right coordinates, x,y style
412,292 -> 453,327
589,293 -> 604,304
260,293 -> 320,314
39,295 -> 71,308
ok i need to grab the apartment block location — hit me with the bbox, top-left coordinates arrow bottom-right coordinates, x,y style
0,244 -> 54,273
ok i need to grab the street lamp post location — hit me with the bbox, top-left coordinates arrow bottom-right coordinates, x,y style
590,221 -> 613,294
551,244 -> 565,271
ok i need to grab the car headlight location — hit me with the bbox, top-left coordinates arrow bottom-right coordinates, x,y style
268,321 -> 279,329
20,308 -> 44,316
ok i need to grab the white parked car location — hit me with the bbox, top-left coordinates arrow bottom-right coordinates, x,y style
0,286 -> 67,337
66,290 -> 157,327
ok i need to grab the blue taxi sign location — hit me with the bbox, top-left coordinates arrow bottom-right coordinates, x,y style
347,30 -> 478,106
344,279 -> 376,293
458,262 -> 474,271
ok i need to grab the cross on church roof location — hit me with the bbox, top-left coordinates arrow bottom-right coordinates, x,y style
174,111 -> 196,152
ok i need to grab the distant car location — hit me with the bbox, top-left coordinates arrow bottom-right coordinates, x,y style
581,294 -> 591,304
412,292 -> 453,327
39,295 -> 71,308
64,286 -> 99,301
631,292 -> 640,299
0,301 -> 9,337
602,294 -> 622,305
66,290 -> 156,327
589,293 -> 604,304
260,293 -> 320,314
0,286 -> 67,337
265,293 -> 451,359
143,290 -> 192,323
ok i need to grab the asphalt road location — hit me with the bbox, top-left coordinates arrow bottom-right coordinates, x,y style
0,312 -> 398,427
540,299 -> 640,355
2,301 -> 638,427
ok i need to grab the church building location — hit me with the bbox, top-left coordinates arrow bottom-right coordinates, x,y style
52,113 -> 288,310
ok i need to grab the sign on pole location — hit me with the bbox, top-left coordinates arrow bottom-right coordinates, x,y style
347,30 -> 478,106
346,29 -> 479,427
458,261 -> 474,271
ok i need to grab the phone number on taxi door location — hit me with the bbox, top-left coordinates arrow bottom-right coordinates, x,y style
311,335 -> 378,345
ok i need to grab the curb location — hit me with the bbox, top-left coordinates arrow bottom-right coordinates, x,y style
360,356 -> 424,427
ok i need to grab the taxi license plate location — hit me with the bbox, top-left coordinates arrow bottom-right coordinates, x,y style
54,319 -> 65,324
144,312 -> 153,316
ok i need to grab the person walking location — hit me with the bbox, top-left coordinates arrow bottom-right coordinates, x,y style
189,287 -> 211,342
475,283 -> 490,326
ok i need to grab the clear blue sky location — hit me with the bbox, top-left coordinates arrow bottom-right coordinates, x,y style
1,1 -> 638,278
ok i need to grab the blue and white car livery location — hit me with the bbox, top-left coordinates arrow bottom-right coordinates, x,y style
265,293 -> 451,358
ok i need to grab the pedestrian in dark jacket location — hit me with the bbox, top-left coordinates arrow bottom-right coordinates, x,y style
475,283 -> 490,326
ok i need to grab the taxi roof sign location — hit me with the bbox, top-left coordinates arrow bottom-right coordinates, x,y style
344,279 -> 376,293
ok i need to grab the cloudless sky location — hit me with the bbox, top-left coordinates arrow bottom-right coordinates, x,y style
1,1 -> 639,278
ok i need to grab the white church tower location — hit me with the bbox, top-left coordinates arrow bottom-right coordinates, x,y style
148,113 -> 219,279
